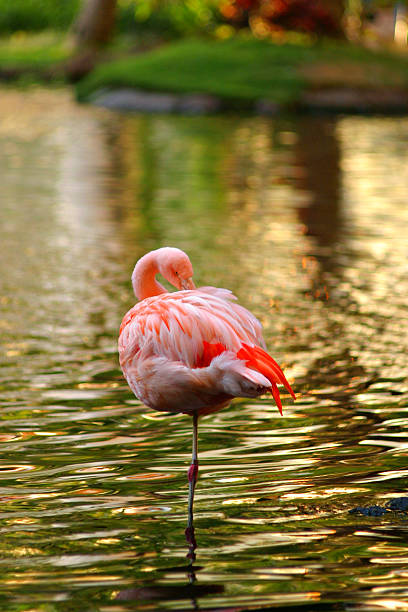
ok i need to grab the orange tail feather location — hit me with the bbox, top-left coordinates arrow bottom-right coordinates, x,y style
237,343 -> 295,413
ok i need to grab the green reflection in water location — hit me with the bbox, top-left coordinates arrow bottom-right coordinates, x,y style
0,88 -> 407,611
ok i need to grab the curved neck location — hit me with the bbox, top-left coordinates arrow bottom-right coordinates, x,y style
132,251 -> 167,300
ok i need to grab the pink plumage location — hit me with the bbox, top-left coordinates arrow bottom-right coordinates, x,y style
119,247 -> 294,416
118,247 -> 295,526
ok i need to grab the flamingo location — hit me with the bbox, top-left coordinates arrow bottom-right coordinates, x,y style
118,247 -> 295,528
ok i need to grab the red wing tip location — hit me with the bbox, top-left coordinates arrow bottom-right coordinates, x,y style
239,342 -> 296,405
196,341 -> 227,368
276,402 -> 283,416
271,383 -> 283,416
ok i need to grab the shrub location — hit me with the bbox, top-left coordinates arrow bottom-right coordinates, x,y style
0,0 -> 82,33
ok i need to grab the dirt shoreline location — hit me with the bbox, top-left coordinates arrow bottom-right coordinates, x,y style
90,86 -> 408,115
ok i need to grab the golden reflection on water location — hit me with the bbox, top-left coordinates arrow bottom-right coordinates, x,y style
0,88 -> 408,609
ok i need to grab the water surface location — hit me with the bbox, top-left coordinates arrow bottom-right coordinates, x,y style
0,88 -> 408,610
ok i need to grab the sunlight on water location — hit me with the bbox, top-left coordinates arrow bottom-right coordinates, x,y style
0,88 -> 408,610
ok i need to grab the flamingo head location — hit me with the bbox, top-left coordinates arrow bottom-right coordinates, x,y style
158,247 -> 196,291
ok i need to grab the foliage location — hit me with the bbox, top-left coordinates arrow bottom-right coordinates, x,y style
117,0 -> 222,37
0,0 -> 81,34
220,0 -> 344,37
0,0 -> 406,41
0,0 -> 222,38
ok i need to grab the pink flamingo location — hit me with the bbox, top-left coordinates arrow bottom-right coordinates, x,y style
118,247 -> 295,526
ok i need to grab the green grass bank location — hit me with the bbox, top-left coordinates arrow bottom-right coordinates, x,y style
1,32 -> 408,112
0,32 -> 71,81
75,37 -> 408,112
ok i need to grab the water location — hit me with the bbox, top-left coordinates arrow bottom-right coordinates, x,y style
1,88 -> 408,611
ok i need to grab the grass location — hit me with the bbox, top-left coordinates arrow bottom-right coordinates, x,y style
0,32 -> 408,109
75,36 -> 408,107
76,37 -> 307,105
0,31 -> 70,72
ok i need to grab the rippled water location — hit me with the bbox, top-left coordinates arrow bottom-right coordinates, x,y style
1,88 -> 408,611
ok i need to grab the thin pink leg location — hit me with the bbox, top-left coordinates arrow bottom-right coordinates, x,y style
187,412 -> 198,531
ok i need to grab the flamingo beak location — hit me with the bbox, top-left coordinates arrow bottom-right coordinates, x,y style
181,277 -> 196,290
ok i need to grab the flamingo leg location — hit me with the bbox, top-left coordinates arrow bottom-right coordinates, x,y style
187,412 -> 199,532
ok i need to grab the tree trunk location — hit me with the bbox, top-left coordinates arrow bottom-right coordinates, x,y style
324,0 -> 346,34
73,0 -> 117,48
66,0 -> 117,82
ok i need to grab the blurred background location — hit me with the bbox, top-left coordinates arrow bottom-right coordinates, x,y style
1,2 -> 408,611
1,0 -> 408,49
1,0 -> 408,102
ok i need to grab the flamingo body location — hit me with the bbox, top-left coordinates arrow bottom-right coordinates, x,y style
118,247 -> 295,530
118,248 -> 294,416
